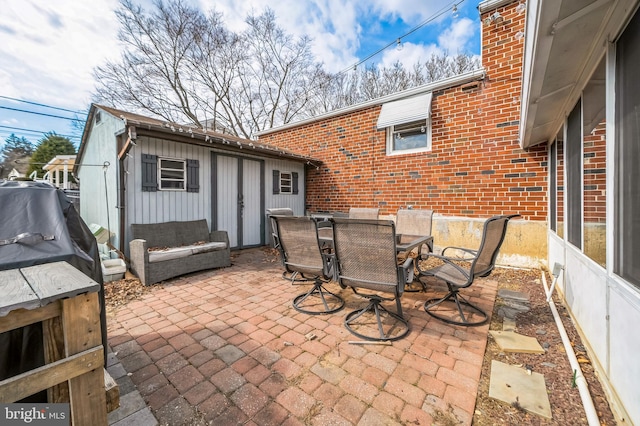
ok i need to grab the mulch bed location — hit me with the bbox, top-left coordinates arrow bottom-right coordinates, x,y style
473,267 -> 616,425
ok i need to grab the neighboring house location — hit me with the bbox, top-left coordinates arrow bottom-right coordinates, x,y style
42,155 -> 76,189
258,0 -> 546,268
7,168 -> 25,180
519,0 -> 640,423
75,105 -> 318,255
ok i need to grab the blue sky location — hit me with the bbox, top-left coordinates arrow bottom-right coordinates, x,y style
0,0 -> 481,151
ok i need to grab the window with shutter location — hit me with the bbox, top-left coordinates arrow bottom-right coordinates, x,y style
187,159 -> 199,193
141,154 -> 158,192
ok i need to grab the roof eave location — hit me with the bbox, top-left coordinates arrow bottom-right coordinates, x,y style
257,68 -> 486,136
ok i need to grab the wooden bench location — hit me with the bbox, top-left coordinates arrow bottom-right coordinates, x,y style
0,261 -> 108,425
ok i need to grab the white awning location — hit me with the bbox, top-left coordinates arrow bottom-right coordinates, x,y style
376,92 -> 432,129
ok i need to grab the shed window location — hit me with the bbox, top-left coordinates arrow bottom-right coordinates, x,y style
272,170 -> 299,194
159,158 -> 185,190
141,155 -> 199,192
377,93 -> 432,155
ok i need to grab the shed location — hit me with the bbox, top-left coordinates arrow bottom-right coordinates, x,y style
75,104 -> 320,255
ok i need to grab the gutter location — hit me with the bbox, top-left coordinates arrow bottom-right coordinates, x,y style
541,270 -> 600,425
257,68 -> 486,136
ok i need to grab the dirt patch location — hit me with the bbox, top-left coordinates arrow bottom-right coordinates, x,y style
473,267 -> 616,425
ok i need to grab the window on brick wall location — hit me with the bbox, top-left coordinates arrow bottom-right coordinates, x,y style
377,93 -> 432,155
566,100 -> 582,249
615,8 -> 640,289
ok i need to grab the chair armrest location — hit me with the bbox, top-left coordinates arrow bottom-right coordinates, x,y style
441,246 -> 478,259
399,256 -> 415,289
416,252 -> 471,280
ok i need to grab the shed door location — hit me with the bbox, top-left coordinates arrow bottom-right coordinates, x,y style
214,154 -> 264,249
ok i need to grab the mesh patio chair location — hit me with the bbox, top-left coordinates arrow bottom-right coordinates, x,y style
331,218 -> 414,341
266,207 -> 294,249
395,208 -> 434,292
418,214 -> 519,326
273,215 -> 345,315
348,207 -> 380,220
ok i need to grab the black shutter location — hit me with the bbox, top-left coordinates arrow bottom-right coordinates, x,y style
141,154 -> 157,192
272,169 -> 280,194
292,172 -> 299,194
187,159 -> 199,193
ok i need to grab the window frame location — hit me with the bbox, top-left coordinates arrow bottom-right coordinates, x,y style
158,157 -> 186,191
385,118 -> 432,156
279,171 -> 293,194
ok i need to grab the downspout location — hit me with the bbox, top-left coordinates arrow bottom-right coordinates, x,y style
541,270 -> 600,426
117,126 -> 137,257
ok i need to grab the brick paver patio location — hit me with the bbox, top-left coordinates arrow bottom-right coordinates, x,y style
107,247 -> 498,425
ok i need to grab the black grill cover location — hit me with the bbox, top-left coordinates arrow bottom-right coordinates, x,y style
0,180 -> 107,401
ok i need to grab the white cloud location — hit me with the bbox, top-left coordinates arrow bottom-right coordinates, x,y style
0,0 -> 122,110
438,17 -> 477,54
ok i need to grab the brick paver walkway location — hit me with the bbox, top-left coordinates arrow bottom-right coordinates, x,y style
107,248 -> 498,425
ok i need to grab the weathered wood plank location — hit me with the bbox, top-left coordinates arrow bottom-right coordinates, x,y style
0,302 -> 60,334
43,316 -> 70,403
0,346 -> 103,403
0,268 -> 39,316
104,369 -> 120,413
63,293 -> 107,425
20,261 -> 100,306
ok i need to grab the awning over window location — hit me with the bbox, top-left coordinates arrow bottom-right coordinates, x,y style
376,92 -> 432,129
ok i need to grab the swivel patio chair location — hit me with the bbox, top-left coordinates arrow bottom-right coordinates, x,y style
331,218 -> 414,341
272,215 -> 344,315
418,214 -> 519,326
395,208 -> 434,292
265,207 -> 294,249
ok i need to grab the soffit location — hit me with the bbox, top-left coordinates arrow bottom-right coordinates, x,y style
520,0 -> 638,149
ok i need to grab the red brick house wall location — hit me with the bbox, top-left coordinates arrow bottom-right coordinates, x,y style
259,1 -> 547,221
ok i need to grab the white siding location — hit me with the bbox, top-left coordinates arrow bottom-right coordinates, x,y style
242,159 -> 262,246
124,137 -> 211,252
216,155 -> 239,247
77,113 -> 124,251
263,158 -> 306,243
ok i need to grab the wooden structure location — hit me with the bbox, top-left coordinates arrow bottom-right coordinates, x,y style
0,261 -> 107,425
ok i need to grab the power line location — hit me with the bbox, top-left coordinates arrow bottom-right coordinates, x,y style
0,125 -> 80,140
339,0 -> 466,75
0,95 -> 86,115
0,106 -> 83,121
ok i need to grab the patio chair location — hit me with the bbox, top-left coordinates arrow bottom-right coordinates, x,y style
395,208 -> 434,292
265,207 -> 294,249
331,218 -> 413,341
348,207 -> 379,220
272,215 -> 345,315
418,214 -> 519,326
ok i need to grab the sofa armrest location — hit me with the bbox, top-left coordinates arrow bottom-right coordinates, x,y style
209,230 -> 229,246
129,238 -> 149,285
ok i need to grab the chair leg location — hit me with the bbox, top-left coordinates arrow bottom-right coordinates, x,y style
344,296 -> 410,341
293,280 -> 344,315
423,285 -> 488,326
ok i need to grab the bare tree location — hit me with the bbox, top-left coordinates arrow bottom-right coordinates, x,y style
93,0 -> 480,136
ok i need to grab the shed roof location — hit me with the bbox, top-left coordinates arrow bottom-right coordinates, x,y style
76,104 -> 322,171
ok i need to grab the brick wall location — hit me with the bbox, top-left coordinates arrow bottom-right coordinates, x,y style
259,1 -> 547,221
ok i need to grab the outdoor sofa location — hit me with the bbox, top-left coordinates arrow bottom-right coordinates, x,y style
129,219 -> 230,286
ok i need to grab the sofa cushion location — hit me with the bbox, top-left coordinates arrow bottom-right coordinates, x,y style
148,246 -> 193,263
191,241 -> 227,254
148,241 -> 228,263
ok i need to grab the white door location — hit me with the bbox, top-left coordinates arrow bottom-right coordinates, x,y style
215,154 -> 264,249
